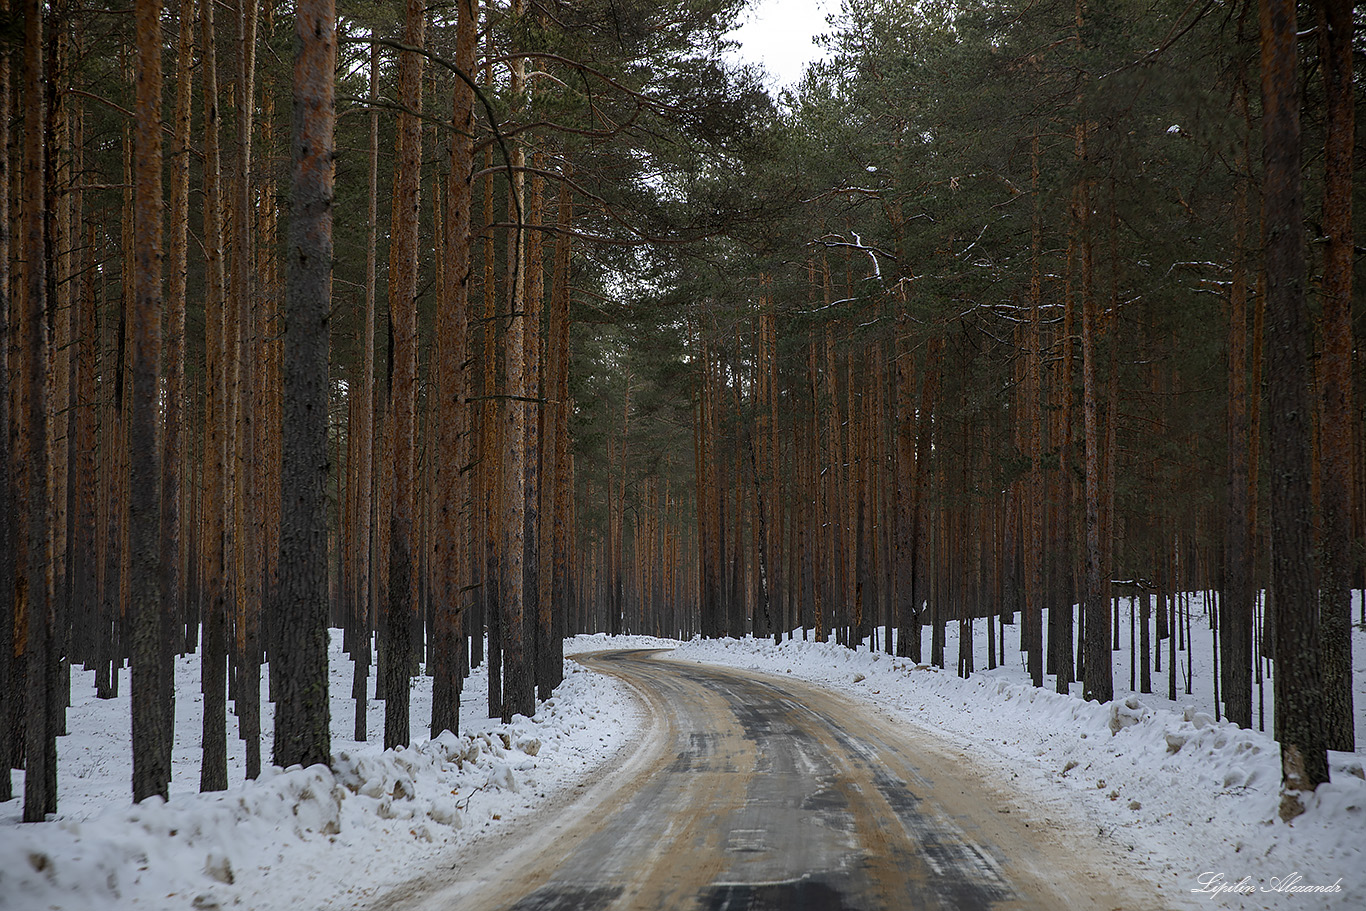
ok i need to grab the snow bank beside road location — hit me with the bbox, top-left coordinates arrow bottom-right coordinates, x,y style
666,633 -> 1366,911
0,641 -> 639,911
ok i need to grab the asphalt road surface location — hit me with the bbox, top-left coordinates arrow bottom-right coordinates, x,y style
375,650 -> 1141,911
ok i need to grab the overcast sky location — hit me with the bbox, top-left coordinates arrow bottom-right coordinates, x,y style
725,0 -> 838,88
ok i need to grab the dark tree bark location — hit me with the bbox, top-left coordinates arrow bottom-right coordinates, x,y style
543,181 -> 573,696
482,135 -> 502,717
47,16 -> 71,752
1315,0 -> 1355,754
230,0 -> 261,782
1027,136 -> 1046,688
384,0 -> 424,748
496,16 -> 531,715
353,37 -> 379,745
0,0 -> 13,804
522,156 -> 544,699
431,0 -> 477,737
159,0 -> 195,751
199,0 -> 229,793
1260,0 -> 1328,819
1078,142 -> 1111,704
131,0 -> 170,804
274,0 -> 335,771
893,322 -> 915,657
907,339 -> 941,664
19,0 -> 55,822
1223,62 -> 1254,730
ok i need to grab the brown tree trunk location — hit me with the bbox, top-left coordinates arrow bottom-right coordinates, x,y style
695,335 -> 718,639
199,0 -> 229,793
384,0 -> 424,748
806,328 -> 823,643
1260,0 -> 1328,818
159,0 -> 195,743
1028,134 -> 1046,689
230,0 -> 261,782
353,37 -> 379,744
431,0 -> 477,736
1223,61 -> 1254,730
543,181 -> 573,693
893,316 -> 916,656
273,0 -> 335,771
47,18 -> 71,747
482,126 -> 501,716
0,0 -> 14,804
522,157 -> 544,692
18,0 -> 54,821
1078,129 -> 1110,704
1315,0 -> 1355,753
500,0 -> 533,718
907,339 -> 942,664
131,0 -> 169,804
256,28 -> 281,701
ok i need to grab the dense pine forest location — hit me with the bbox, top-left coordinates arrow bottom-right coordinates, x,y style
0,0 -> 1360,828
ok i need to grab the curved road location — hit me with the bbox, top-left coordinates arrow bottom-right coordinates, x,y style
377,650 -> 1139,911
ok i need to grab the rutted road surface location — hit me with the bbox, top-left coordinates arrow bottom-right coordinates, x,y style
372,650 -> 1143,911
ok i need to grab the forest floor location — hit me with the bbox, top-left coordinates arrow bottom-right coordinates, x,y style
0,595 -> 1363,910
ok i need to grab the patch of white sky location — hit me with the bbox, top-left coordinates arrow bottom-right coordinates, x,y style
724,0 -> 840,90
603,2 -> 843,328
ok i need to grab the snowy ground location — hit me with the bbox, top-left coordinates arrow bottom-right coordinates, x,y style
581,594 -> 1366,911
1,596 -> 1362,911
0,634 -> 641,911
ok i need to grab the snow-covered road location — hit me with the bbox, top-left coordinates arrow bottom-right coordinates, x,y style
371,649 -> 1149,911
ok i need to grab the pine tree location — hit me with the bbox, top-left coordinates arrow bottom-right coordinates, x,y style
384,0 -> 425,748
1260,0 -> 1329,819
0,0 -> 13,804
18,0 -> 54,822
159,0 -> 195,749
431,0 -> 478,738
199,0 -> 229,793
274,0 -> 335,771
130,0 -> 170,804
1315,0 -> 1355,754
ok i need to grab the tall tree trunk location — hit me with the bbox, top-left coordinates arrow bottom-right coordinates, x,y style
0,0 -> 14,804
385,0 -> 424,747
1260,0 -> 1328,819
908,340 -> 941,664
1028,134 -> 1046,689
273,0 -> 335,771
1315,0 -> 1355,753
131,0 -> 169,804
893,318 -> 915,657
1223,60 -> 1254,730
431,0 -> 477,737
199,0 -> 229,793
482,129 -> 501,716
256,24 -> 282,706
353,37 -> 379,744
159,0 -> 195,748
18,0 -> 54,821
230,0 -> 261,782
543,181 -> 572,695
1078,135 -> 1110,704
498,0 -> 532,718
46,14 -> 71,748
522,157 -> 544,694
